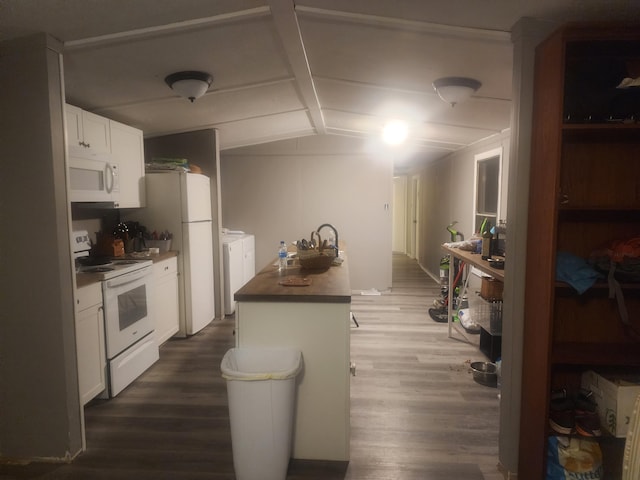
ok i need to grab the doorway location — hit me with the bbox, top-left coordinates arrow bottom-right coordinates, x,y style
392,175 -> 420,259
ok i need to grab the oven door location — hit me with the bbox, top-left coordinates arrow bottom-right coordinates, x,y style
102,266 -> 153,359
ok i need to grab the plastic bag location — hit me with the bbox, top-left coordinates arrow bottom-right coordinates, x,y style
547,436 -> 603,480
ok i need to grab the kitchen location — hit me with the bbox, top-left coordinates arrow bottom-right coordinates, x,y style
2,2 -> 640,478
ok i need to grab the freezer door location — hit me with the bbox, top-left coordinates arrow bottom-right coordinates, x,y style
183,221 -> 215,334
181,173 -> 212,222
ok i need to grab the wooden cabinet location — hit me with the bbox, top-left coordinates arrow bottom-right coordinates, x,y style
110,119 -> 145,208
75,283 -> 106,405
153,256 -> 179,346
65,104 -> 110,155
519,23 -> 640,479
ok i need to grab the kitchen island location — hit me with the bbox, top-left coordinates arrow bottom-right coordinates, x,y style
234,255 -> 351,462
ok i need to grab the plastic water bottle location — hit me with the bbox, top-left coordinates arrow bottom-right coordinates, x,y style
278,241 -> 288,273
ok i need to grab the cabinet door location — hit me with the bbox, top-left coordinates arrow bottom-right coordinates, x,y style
65,104 -> 83,150
110,120 -> 145,208
76,303 -> 106,405
65,104 -> 110,155
153,257 -> 179,345
81,110 -> 110,155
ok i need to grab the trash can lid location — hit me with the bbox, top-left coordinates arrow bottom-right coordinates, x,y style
221,347 -> 303,381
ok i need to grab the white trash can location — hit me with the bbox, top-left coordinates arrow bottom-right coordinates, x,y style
221,347 -> 303,480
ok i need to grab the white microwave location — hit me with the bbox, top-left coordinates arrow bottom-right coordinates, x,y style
68,153 -> 120,205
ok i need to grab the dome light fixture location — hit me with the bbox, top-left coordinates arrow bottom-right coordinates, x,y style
432,76 -> 482,107
164,71 -> 213,103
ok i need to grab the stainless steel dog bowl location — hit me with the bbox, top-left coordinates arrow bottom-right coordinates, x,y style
470,361 -> 498,388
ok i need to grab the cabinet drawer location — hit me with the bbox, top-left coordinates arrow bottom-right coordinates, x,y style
76,282 -> 102,312
154,256 -> 178,277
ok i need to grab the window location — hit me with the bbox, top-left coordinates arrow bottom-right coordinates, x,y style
473,148 -> 502,234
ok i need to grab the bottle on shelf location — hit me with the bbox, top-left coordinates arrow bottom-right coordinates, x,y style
481,223 -> 492,261
278,241 -> 288,273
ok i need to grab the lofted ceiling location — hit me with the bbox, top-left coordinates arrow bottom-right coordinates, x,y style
2,0 -> 639,170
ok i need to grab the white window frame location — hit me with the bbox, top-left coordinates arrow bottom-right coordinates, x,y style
472,147 -> 503,236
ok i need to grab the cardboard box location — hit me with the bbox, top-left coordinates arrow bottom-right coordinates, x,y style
581,370 -> 640,437
480,277 -> 503,300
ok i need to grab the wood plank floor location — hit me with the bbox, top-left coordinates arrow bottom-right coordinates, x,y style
0,253 -> 500,480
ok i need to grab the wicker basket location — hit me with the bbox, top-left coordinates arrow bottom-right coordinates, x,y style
298,253 -> 334,270
297,231 -> 335,270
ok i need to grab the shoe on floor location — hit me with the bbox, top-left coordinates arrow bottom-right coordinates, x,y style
549,388 -> 575,435
575,389 -> 602,437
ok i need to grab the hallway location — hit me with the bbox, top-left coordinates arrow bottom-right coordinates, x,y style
0,254 -> 500,480
348,253 -> 500,479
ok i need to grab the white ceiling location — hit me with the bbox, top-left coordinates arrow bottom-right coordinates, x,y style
2,0 -> 639,170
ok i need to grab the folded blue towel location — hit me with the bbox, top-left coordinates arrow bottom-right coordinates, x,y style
556,251 -> 602,294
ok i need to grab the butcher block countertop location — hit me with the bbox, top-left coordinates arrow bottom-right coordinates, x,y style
235,255 -> 351,304
76,250 -> 178,288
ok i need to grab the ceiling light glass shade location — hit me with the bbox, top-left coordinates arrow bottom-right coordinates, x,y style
432,77 -> 482,107
165,71 -> 213,102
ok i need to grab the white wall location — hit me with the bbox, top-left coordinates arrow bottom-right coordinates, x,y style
220,135 -> 393,292
0,34 -> 82,461
414,131 -> 511,278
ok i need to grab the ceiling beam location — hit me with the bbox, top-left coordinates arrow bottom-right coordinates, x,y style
64,7 -> 271,50
266,0 -> 326,134
296,6 -> 511,43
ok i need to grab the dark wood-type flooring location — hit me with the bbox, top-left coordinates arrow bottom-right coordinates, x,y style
1,254 -> 500,480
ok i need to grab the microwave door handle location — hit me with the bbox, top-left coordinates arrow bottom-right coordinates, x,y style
105,163 -> 114,193
104,268 -> 150,289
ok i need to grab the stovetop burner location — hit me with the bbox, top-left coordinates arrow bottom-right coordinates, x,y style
84,266 -> 116,273
76,257 -> 153,280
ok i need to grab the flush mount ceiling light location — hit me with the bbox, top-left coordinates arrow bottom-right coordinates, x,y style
432,77 -> 482,107
164,71 -> 213,103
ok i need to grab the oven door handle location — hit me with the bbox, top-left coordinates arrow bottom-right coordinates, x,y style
104,268 -> 150,289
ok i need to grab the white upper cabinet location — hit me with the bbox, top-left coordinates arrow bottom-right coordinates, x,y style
110,120 -> 145,208
65,104 -> 110,155
65,104 -> 145,208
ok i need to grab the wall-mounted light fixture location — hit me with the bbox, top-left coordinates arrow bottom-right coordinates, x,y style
432,77 -> 481,107
164,71 -> 213,102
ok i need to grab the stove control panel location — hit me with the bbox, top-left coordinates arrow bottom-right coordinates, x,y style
72,230 -> 92,256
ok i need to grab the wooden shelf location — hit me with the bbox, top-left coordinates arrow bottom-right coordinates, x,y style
555,281 -> 640,291
563,122 -> 640,131
519,22 -> 640,480
441,245 -> 505,281
552,342 -> 640,365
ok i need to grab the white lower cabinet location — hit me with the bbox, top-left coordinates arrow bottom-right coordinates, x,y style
153,256 -> 179,345
75,283 -> 106,405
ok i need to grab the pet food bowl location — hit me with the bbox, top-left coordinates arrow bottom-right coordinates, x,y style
470,361 -> 498,388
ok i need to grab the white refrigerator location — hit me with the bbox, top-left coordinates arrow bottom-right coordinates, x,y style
136,172 -> 215,336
